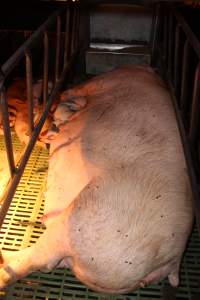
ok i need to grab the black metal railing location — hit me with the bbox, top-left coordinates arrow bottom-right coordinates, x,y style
0,1 -> 81,228
152,3 -> 200,234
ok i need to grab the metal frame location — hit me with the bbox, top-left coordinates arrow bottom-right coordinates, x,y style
0,1 -> 81,228
152,3 -> 200,233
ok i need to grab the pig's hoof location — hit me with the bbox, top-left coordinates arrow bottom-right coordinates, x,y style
0,266 -> 14,289
139,281 -> 146,288
168,272 -> 179,287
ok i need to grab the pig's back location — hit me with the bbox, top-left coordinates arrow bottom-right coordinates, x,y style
79,66 -> 185,169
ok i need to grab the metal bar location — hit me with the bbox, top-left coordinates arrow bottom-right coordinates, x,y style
167,12 -> 173,76
0,9 -> 62,82
25,52 -> 34,135
150,3 -> 160,67
163,9 -> 168,68
71,7 -> 77,56
43,32 -> 49,109
0,88 -> 15,177
64,7 -> 70,68
174,23 -> 180,94
55,15 -> 61,82
172,7 -> 200,60
75,8 -> 80,51
0,89 -> 15,176
189,63 -> 200,145
0,50 -> 79,228
75,7 -> 81,51
180,39 -> 190,116
167,78 -> 200,234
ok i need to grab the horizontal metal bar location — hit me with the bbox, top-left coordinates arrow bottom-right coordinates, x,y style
0,50 -> 79,229
0,89 -> 15,177
172,6 -> 200,60
0,8 -> 62,84
167,78 -> 200,234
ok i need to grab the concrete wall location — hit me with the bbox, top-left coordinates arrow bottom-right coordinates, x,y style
90,4 -> 153,44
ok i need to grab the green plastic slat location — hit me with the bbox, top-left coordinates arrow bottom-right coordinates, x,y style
0,134 -> 200,300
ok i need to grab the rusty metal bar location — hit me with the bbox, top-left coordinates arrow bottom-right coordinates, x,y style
1,9 -> 62,81
64,7 -> 70,68
174,23 -> 180,94
189,63 -> 200,145
167,13 -> 173,76
0,88 -> 15,177
43,32 -> 49,109
180,39 -> 190,116
25,52 -> 34,135
55,15 -> 61,82
0,50 -> 78,228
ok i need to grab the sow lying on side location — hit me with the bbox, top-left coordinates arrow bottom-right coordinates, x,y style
0,65 -> 193,294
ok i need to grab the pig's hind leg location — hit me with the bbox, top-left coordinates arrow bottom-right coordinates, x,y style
139,260 -> 180,288
0,219 -> 70,289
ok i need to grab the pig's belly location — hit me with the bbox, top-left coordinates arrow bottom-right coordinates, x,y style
62,159 -> 193,294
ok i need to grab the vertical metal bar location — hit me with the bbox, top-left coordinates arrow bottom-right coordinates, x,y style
71,6 -> 77,56
189,63 -> 200,145
163,10 -> 168,68
55,15 -> 61,82
180,39 -> 190,115
150,3 -> 160,67
0,88 -> 15,177
174,23 -> 180,93
75,7 -> 80,51
64,7 -> 70,68
167,13 -> 173,76
25,52 -> 34,136
43,32 -> 49,109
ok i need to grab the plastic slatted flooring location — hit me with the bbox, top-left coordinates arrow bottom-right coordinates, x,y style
0,135 -> 200,300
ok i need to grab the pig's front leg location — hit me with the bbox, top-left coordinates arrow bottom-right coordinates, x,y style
0,218 -> 70,289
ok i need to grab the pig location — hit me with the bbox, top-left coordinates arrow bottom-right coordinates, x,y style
0,65 -> 193,294
0,78 -> 53,147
